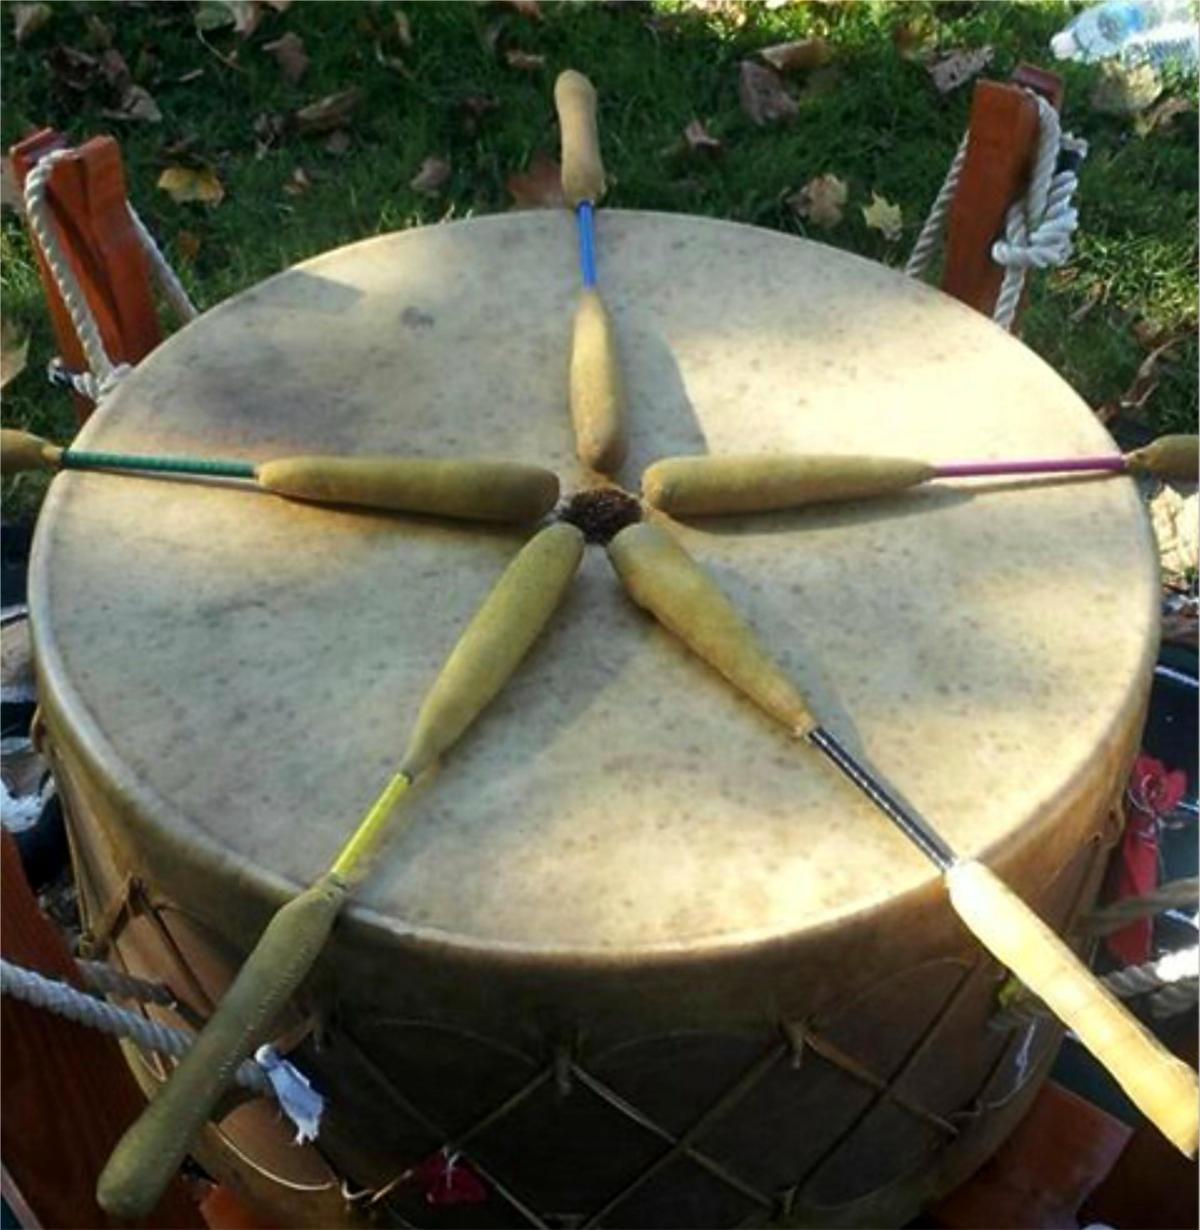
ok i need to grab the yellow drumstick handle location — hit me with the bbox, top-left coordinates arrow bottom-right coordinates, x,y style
946,859 -> 1199,1157
607,521 -> 818,735
569,289 -> 628,475
555,69 -> 606,207
98,523 -> 585,1218
642,455 -> 935,516
256,456 -> 560,523
1124,434 -> 1199,483
1,428 -> 63,472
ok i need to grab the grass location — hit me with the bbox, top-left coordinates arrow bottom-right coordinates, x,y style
1,0 -> 1196,521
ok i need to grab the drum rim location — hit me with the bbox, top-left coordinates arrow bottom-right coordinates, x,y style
29,208 -> 1163,963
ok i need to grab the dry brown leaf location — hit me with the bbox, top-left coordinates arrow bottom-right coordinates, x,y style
1090,62 -> 1162,115
506,151 -> 564,209
293,88 -> 362,135
263,31 -> 308,84
158,165 -> 225,205
758,38 -> 831,74
862,192 -> 902,241
177,67 -> 205,84
1133,93 -> 1193,136
282,166 -> 313,197
393,10 -> 413,47
0,320 -> 29,391
499,0 -> 542,17
891,13 -> 938,62
263,0 -> 293,10
927,46 -> 993,94
1,158 -> 23,216
175,230 -> 202,263
683,119 -> 722,156
103,84 -> 163,123
99,47 -> 131,92
787,173 -> 847,229
738,60 -> 797,126
324,129 -> 352,156
504,49 -> 545,71
410,156 -> 451,197
12,3 -> 51,43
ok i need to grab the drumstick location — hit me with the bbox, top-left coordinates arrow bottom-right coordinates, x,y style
641,433 -> 1200,516
96,522 -> 586,1219
556,70 -> 628,475
0,430 -> 559,523
607,520 -> 1200,1158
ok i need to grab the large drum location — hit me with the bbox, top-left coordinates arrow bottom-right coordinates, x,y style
31,210 -> 1157,1228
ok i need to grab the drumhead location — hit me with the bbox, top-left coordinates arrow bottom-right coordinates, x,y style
31,210 -> 1157,955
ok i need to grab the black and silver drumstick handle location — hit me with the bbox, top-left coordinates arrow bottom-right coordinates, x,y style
555,69 -> 627,476
607,520 -> 1200,1158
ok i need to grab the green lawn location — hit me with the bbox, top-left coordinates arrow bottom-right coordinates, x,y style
2,0 -> 1196,521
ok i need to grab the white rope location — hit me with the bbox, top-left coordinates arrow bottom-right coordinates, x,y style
0,955 -> 271,1095
906,92 -> 1088,332
22,147 -> 198,403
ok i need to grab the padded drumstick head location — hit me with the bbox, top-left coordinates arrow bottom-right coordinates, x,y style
1124,434 -> 1199,483
1,429 -> 62,473
569,289 -> 628,475
555,69 -> 606,207
642,454 -> 936,516
607,521 -> 817,736
256,456 -> 560,523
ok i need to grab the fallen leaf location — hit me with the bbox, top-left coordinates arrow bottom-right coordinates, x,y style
253,110 -> 287,157
374,42 -> 412,76
282,166 -> 312,196
83,13 -> 113,49
892,12 -> 938,62
410,156 -> 451,197
683,118 -> 722,155
393,10 -> 413,47
158,165 -> 225,205
103,84 -> 163,123
12,3 -> 51,43
787,173 -> 847,228
1091,62 -> 1162,115
263,31 -> 308,84
927,46 -> 993,94
264,0 -> 293,10
738,60 -> 798,126
45,45 -> 99,92
505,151 -> 563,209
293,88 -> 362,135
499,0 -> 542,17
99,47 -> 131,92
1,158 -> 23,215
324,129 -> 352,156
195,0 -> 261,36
504,49 -> 545,71
1068,284 -> 1104,324
175,230 -> 202,262
0,320 -> 29,390
862,191 -> 903,240
177,67 -> 205,84
759,38 -> 831,74
1133,94 -> 1194,137
1106,336 -> 1183,419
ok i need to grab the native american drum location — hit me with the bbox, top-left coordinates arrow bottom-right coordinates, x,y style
30,210 -> 1158,1228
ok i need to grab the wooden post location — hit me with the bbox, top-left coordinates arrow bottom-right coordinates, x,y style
10,130 -> 161,424
0,833 -> 203,1228
941,65 -> 1065,328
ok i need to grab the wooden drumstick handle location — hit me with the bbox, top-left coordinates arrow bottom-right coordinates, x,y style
256,457 -> 560,523
555,70 -> 606,207
1124,434 -> 1198,483
96,874 -> 349,1219
946,859 -> 1199,1157
643,455 -> 935,516
607,521 -> 818,735
569,290 -> 627,475
1,428 -> 63,472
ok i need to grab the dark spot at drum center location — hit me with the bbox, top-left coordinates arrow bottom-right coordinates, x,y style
558,487 -> 642,545
401,306 -> 435,329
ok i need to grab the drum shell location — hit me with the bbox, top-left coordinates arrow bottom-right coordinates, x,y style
37,663 -> 1142,1229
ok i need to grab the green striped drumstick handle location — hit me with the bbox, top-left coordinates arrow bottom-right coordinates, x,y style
97,523 -> 585,1218
606,520 -> 1200,1155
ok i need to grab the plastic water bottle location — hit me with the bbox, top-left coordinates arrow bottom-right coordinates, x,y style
1050,0 -> 1199,68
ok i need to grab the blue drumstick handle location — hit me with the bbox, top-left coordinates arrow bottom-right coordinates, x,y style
577,201 -> 597,289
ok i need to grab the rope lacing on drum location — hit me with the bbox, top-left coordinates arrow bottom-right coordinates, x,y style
906,91 -> 1088,331
0,956 -> 323,1142
22,148 -> 198,403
